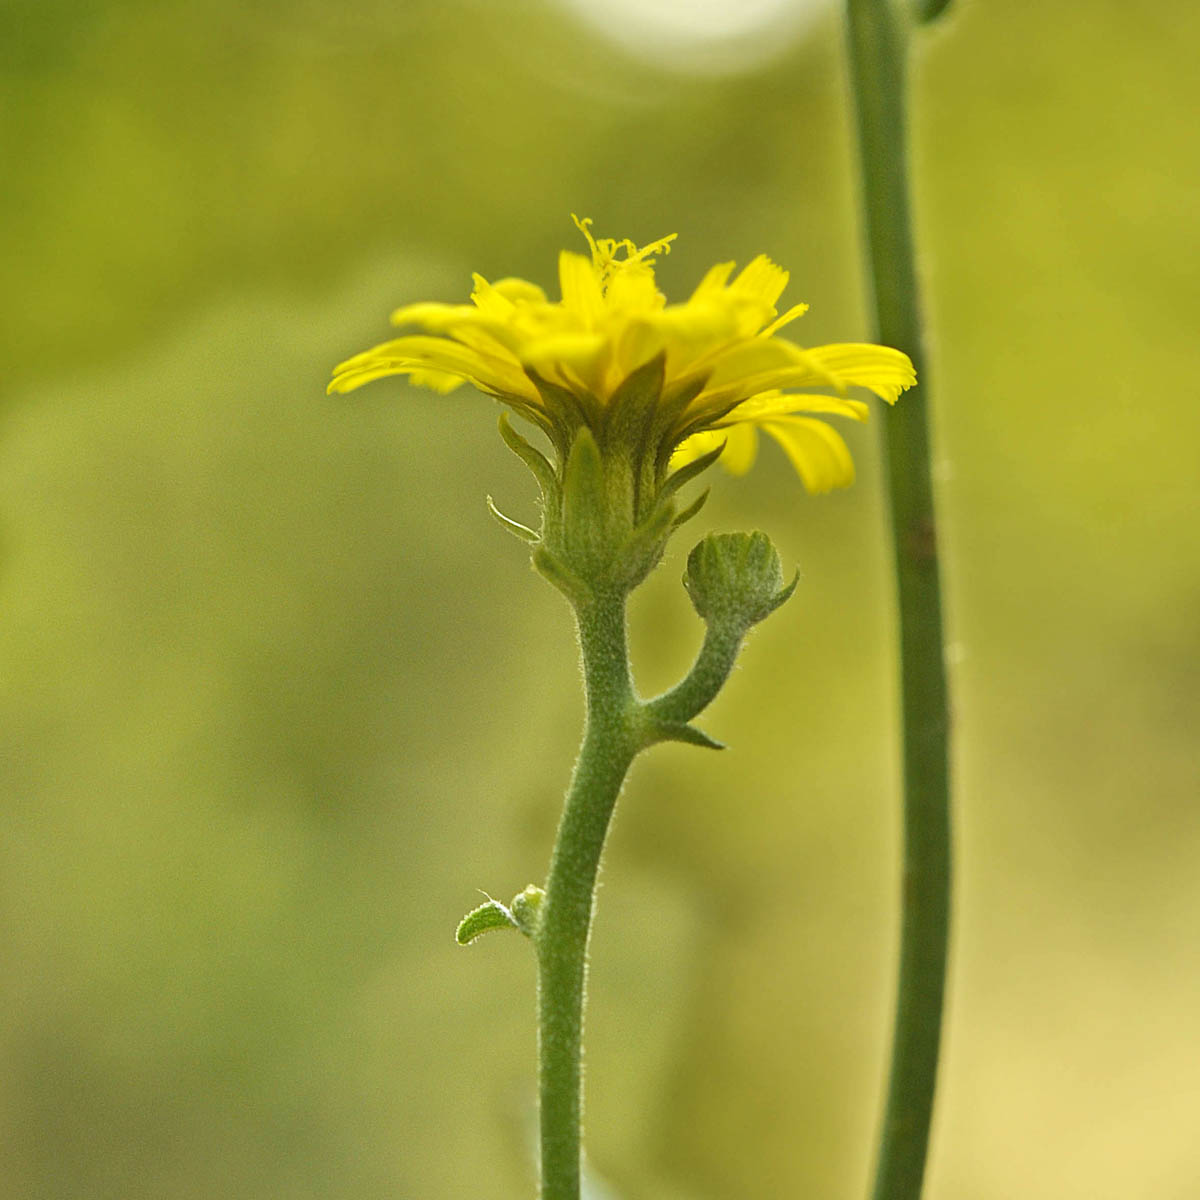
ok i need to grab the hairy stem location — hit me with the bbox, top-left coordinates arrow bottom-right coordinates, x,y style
843,3 -> 953,1199
536,588 -> 639,1200
645,621 -> 743,726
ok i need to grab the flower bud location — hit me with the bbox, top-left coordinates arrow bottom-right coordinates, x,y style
683,531 -> 797,631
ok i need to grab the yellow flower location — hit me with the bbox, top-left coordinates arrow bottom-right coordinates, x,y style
329,217 -> 914,494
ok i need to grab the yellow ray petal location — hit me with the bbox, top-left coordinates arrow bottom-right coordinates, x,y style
334,335 -> 535,401
721,390 -> 870,423
489,277 -> 549,305
447,321 -> 529,363
685,344 -> 846,417
558,251 -> 605,327
669,428 -> 726,469
407,369 -> 469,394
761,417 -> 856,494
802,343 -> 916,403
390,301 -> 478,329
327,364 -> 412,394
758,302 -> 809,339
730,255 -> 789,310
388,302 -> 534,367
468,274 -> 518,321
334,335 -> 490,377
720,421 -> 759,475
688,261 -> 736,303
604,263 -> 663,316
704,338 -> 814,388
520,332 -> 609,390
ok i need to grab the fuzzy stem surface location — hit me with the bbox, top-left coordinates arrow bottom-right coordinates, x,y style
536,588 -> 638,1200
645,622 -> 743,726
843,3 -> 953,1199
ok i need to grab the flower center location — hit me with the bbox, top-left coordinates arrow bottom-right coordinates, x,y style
571,214 -> 677,293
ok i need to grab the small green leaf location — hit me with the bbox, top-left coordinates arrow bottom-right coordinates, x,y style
456,898 -> 518,945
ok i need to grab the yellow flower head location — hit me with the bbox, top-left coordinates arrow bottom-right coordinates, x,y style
329,217 -> 915,495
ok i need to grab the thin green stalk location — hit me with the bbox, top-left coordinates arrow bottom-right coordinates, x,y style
843,3 -> 952,1200
645,621 -> 743,726
536,588 -> 639,1200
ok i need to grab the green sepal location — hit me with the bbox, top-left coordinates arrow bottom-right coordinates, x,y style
498,413 -> 559,504
670,394 -> 746,453
533,547 -> 592,607
651,375 -> 711,476
644,720 -> 726,751
671,487 -> 709,529
620,493 -> 675,564
526,369 -> 603,448
486,495 -> 539,543
659,442 -> 725,503
561,426 -> 607,549
602,353 -> 665,456
456,897 -> 518,945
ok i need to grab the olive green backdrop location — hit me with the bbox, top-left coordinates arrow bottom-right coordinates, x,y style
2,1 -> 1198,1197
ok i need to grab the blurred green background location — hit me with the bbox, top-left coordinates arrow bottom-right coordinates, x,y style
2,0 -> 1198,1196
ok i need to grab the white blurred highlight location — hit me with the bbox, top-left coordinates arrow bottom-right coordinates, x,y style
551,0 -> 833,74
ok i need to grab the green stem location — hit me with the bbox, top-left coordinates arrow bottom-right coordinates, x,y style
536,588 -> 639,1200
843,3 -> 952,1200
645,622 -> 743,726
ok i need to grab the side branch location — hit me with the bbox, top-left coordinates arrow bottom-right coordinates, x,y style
644,623 -> 744,727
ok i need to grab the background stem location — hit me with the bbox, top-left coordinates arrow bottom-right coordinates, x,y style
843,3 -> 953,1199
536,589 -> 638,1200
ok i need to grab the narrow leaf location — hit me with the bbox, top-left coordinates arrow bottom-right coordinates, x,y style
646,721 -> 726,751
